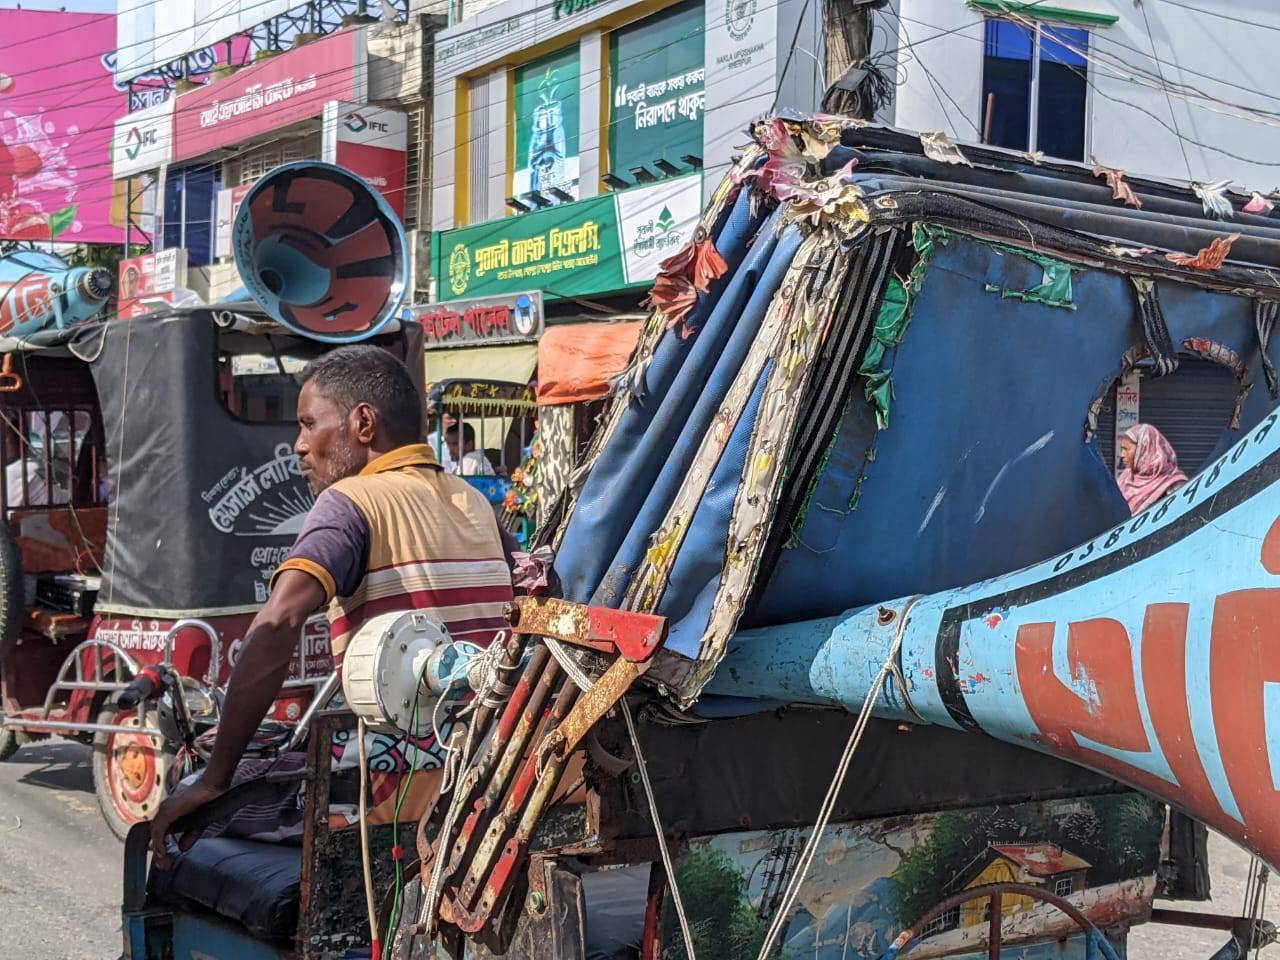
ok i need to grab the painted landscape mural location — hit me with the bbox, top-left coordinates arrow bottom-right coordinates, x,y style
663,794 -> 1164,959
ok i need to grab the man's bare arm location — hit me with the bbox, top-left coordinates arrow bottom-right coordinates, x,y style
149,569 -> 325,864
201,569 -> 327,790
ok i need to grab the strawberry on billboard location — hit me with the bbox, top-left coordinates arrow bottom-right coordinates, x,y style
0,10 -> 127,243
173,28 -> 368,163
322,101 -> 408,220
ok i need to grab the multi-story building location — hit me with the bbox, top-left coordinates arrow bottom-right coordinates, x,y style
883,0 -> 1280,188
109,2 -> 433,307
416,0 -> 830,485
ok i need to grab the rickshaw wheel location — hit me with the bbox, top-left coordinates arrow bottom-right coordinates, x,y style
92,703 -> 173,841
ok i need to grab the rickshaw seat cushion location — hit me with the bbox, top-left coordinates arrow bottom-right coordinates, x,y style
148,836 -> 301,943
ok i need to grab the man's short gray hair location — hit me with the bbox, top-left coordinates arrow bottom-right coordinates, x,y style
299,346 -> 422,445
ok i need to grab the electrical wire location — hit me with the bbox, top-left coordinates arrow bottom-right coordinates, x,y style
2,0 -> 796,218
358,717 -> 383,960
1136,0 -> 1191,179
879,4 -> 1280,174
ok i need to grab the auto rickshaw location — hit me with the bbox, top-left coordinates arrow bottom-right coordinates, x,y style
0,304 -> 425,837
428,378 -> 539,544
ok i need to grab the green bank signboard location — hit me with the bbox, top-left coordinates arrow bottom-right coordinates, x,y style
437,175 -> 703,301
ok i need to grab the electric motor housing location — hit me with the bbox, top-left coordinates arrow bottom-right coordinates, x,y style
340,609 -> 452,737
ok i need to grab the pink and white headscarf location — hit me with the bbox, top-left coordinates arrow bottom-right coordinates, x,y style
1116,423 -> 1188,514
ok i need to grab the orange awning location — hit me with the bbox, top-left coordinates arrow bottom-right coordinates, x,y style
537,321 -> 643,406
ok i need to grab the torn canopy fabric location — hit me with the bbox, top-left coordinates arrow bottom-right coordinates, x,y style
549,116 -> 1280,708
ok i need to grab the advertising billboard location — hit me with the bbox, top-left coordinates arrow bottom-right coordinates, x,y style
609,0 -> 705,179
118,248 -> 187,319
436,175 -> 702,301
322,101 -> 408,220
115,0 -> 298,84
173,28 -> 368,163
0,9 -> 126,243
512,47 -> 581,201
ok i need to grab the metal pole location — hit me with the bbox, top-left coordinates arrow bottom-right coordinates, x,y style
124,178 -> 133,256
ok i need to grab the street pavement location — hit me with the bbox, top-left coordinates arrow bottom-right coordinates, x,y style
0,739 -> 119,960
0,738 -> 1277,959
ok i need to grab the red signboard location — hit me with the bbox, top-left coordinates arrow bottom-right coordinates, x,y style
173,28 -> 366,163
117,249 -> 186,320
322,101 -> 407,220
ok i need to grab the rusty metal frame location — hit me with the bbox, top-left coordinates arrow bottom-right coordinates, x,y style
426,598 -> 668,943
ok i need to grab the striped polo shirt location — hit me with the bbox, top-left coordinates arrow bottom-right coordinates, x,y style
272,443 -> 513,664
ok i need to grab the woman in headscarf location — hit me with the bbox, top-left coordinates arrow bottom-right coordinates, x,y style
1116,423 -> 1189,515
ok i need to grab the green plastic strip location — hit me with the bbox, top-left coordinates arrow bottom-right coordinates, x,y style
983,247 -> 1078,310
966,0 -> 1118,27
857,223 -> 944,429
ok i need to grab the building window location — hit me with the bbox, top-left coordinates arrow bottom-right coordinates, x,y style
163,165 -> 220,267
1054,877 -> 1075,897
607,0 -> 705,184
981,18 -> 1089,161
922,905 -> 961,935
512,47 -> 581,202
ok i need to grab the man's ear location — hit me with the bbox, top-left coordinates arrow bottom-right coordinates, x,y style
351,402 -> 378,445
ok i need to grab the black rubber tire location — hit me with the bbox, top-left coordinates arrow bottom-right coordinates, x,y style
0,521 -> 22,660
92,702 -> 172,842
0,723 -> 17,762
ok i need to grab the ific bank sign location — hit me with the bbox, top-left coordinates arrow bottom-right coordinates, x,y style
111,97 -> 174,178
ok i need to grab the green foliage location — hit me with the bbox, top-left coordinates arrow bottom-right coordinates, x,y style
889,809 -> 984,925
48,204 -> 78,239
662,846 -> 770,960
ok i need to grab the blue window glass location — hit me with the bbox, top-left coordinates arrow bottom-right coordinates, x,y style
980,18 -> 1088,162
161,165 -> 220,267
981,20 -> 1033,152
1038,26 -> 1089,161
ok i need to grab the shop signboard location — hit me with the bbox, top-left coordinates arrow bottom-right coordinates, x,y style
436,175 -> 701,301
173,28 -> 368,163
608,1 -> 705,180
112,98 -> 175,179
414,292 -> 544,349
322,102 -> 408,220
118,249 -> 187,320
214,184 -> 254,261
512,47 -> 581,202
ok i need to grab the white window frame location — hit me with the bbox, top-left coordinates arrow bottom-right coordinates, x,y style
983,16 -> 1093,160
1054,876 -> 1075,897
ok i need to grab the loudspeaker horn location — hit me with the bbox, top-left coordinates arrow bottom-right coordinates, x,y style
232,161 -> 408,344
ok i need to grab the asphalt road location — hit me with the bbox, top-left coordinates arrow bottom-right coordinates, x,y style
0,739 -> 1278,960
0,739 -> 120,960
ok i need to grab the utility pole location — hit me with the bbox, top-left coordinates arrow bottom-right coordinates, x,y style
822,0 -> 888,120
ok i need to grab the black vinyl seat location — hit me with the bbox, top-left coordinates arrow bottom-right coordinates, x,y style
148,836 -> 303,944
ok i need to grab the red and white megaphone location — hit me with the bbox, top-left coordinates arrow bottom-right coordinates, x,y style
230,161 -> 408,344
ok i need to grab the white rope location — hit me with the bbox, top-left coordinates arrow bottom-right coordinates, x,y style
357,718 -> 380,949
542,636 -> 699,960
753,596 -> 922,960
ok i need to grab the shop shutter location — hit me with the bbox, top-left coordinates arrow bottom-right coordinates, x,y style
1095,357 -> 1240,475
